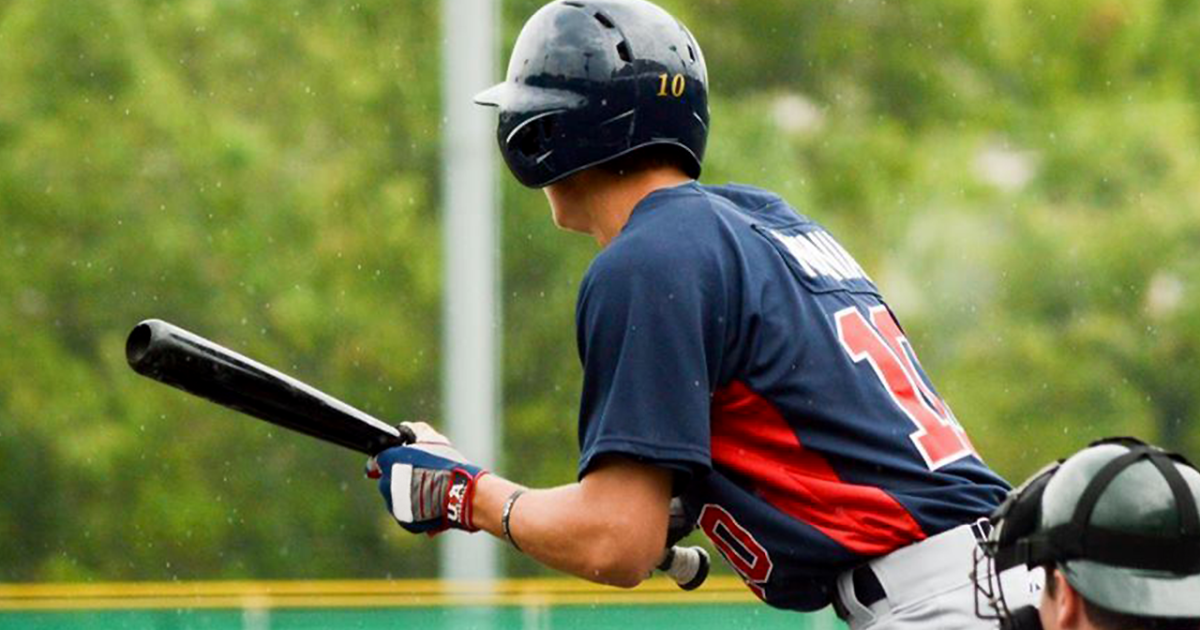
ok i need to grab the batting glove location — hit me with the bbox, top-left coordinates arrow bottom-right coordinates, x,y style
371,422 -> 488,535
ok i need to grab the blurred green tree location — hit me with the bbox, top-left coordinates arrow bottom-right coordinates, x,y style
0,0 -> 1197,582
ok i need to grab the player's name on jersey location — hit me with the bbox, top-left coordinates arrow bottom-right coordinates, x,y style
766,228 -> 870,283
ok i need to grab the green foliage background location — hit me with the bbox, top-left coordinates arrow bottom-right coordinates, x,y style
2,0 -> 1198,582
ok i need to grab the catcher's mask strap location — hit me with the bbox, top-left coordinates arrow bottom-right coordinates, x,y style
990,461 -> 1060,572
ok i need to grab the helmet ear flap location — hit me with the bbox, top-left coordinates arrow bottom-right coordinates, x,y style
505,112 -> 560,161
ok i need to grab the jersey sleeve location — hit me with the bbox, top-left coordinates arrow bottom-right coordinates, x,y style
574,228 -> 731,484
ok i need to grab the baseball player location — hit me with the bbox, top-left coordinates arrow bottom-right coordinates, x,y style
975,437 -> 1200,630
372,0 -> 1038,626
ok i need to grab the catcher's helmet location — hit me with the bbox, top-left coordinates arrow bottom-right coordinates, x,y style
973,436 -> 1200,628
474,0 -> 709,188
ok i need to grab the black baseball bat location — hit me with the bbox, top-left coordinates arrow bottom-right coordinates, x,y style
126,318 -> 710,590
126,319 -> 413,453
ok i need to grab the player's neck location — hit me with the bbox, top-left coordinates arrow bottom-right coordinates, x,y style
544,166 -> 692,247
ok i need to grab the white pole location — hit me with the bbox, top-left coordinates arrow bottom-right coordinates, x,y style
440,0 -> 499,582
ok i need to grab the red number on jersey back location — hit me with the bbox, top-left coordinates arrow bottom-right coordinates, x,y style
835,305 -> 976,470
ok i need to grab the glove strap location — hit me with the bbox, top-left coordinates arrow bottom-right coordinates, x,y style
445,468 -> 487,532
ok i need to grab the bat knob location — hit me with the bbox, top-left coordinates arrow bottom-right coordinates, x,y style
660,546 -> 710,591
679,547 -> 710,591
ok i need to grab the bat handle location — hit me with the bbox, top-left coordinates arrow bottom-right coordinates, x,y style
364,424 -> 419,478
658,545 -> 710,591
366,424 -> 418,457
395,423 -> 417,445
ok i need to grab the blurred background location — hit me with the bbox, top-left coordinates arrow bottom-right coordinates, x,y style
2,0 -> 1199,623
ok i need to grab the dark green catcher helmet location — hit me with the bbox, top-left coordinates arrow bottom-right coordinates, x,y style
975,436 -> 1200,626
1040,438 -> 1200,615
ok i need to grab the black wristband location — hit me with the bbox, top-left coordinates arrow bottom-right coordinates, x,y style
501,489 -> 526,552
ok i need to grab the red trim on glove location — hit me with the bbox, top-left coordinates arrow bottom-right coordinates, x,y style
445,468 -> 489,532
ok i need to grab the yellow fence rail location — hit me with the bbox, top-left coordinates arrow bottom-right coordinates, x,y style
0,575 -> 759,611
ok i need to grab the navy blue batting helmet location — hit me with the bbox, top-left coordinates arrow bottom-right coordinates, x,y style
475,0 -> 709,188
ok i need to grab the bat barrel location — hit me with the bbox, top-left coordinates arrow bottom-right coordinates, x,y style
127,319 -> 407,454
125,321 -> 157,367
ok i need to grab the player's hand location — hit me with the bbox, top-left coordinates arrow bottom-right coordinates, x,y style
370,422 -> 489,535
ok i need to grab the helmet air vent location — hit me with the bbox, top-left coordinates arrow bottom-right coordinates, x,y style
615,40 -> 632,63
593,11 -> 615,28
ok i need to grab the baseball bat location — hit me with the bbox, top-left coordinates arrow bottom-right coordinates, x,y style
126,319 -> 413,454
126,319 -> 709,590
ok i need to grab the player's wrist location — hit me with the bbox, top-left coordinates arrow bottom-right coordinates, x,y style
470,473 -> 525,536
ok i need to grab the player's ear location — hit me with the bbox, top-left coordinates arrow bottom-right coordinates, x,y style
1052,570 -> 1082,629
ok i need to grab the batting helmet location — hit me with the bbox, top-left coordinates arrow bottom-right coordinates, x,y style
474,0 -> 709,188
974,436 -> 1200,628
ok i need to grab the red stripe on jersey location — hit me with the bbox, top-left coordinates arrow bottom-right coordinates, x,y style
710,380 -> 927,556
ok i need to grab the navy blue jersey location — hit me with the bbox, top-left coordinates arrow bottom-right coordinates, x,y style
574,182 -> 1010,611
